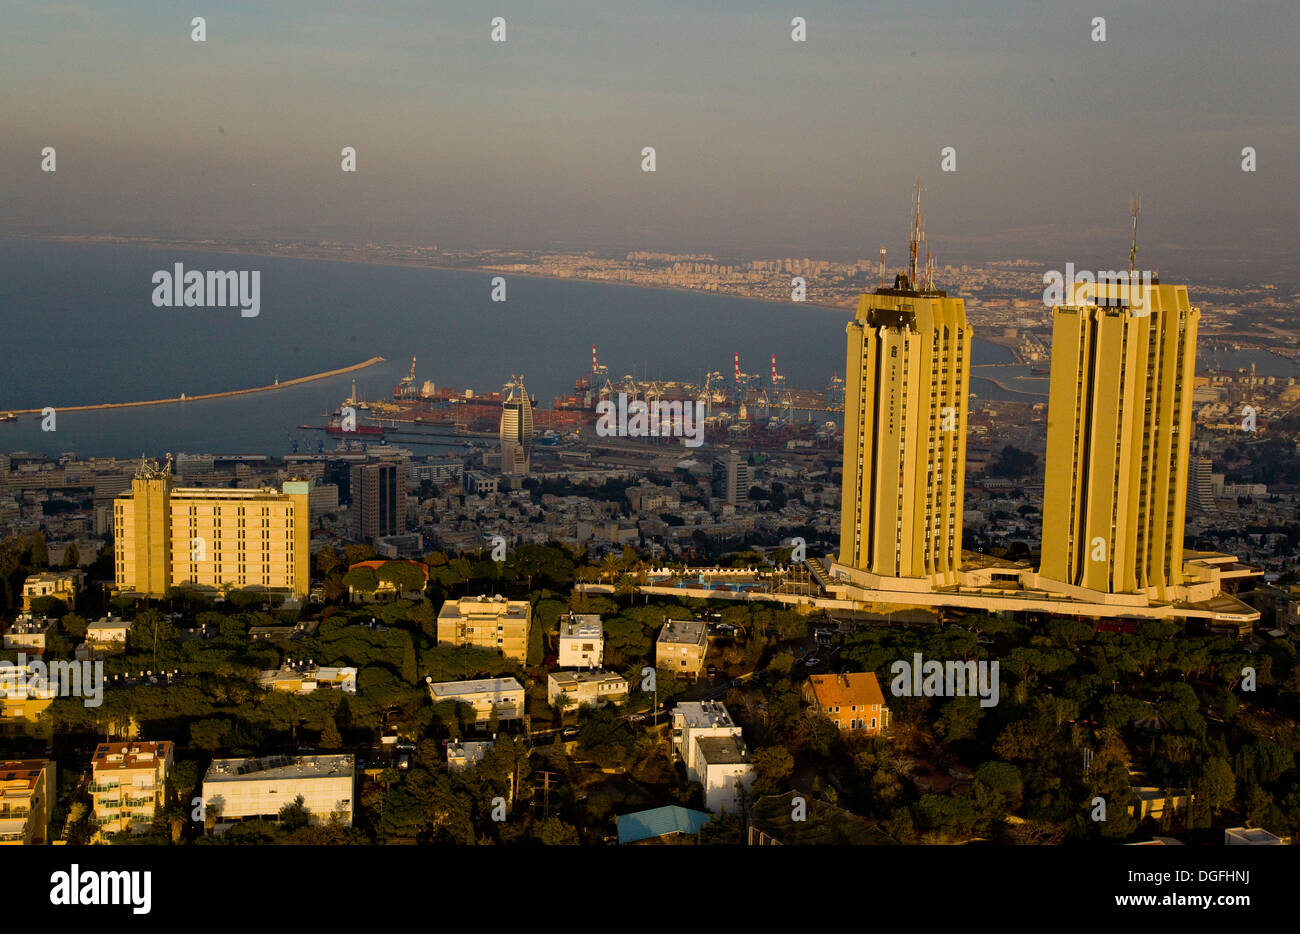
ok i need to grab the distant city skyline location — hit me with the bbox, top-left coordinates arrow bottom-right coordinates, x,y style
2,1 -> 1297,281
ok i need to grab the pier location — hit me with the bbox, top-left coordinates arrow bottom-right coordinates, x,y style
3,357 -> 387,416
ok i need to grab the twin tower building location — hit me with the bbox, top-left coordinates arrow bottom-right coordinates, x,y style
832,250 -> 1253,625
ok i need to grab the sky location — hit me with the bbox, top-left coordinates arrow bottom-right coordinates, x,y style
2,0 -> 1297,279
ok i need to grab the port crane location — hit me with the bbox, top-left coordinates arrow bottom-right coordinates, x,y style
395,356 -> 418,399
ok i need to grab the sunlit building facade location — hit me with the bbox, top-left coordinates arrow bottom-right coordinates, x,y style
837,275 -> 970,589
113,459 -> 311,598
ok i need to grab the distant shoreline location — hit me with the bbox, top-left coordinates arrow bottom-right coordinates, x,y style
2,234 -> 858,316
2,356 -> 386,416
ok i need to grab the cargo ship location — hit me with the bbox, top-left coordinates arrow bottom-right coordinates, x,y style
298,410 -> 386,437
325,418 -> 384,436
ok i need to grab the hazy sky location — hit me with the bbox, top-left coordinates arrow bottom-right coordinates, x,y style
3,0 -> 1297,278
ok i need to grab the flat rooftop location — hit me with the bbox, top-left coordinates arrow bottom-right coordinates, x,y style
695,735 -> 749,765
447,740 -> 493,763
439,597 -> 530,619
7,618 -> 55,634
549,669 -> 626,687
659,619 -> 707,644
93,742 -> 171,772
428,677 -> 524,698
204,754 -> 354,783
674,700 -> 735,729
560,614 -> 603,639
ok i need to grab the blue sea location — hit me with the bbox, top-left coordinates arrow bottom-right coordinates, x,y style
0,240 -> 1093,458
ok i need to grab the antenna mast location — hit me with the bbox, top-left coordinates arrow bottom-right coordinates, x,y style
908,177 -> 925,287
1128,195 -> 1140,276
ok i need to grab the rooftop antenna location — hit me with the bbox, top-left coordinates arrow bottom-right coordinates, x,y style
1128,195 -> 1140,277
908,177 -> 925,288
878,247 -> 886,289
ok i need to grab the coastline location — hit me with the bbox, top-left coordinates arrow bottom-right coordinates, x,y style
1,234 -> 858,317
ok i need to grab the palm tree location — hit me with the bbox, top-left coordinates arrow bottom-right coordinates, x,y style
614,573 -> 638,608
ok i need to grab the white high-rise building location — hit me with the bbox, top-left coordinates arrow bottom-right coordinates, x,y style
499,375 -> 534,476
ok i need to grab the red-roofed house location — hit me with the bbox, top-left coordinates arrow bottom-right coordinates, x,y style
803,672 -> 890,735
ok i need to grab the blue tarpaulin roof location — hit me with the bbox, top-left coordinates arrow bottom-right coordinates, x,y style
616,805 -> 712,844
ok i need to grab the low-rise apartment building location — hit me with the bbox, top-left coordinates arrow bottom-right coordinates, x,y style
0,759 -> 55,845
85,616 -> 131,649
693,735 -> 755,814
427,677 -> 526,726
547,669 -> 629,709
1224,827 -> 1288,845
21,570 -> 83,611
0,662 -> 56,734
1129,786 -> 1194,822
90,741 -> 173,839
656,619 -> 708,678
202,754 -> 355,827
258,665 -> 357,695
558,613 -> 603,668
671,701 -> 753,813
446,739 -> 494,771
437,595 -> 531,665
3,616 -> 56,654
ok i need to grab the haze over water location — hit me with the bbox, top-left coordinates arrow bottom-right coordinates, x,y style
11,239 -> 1262,460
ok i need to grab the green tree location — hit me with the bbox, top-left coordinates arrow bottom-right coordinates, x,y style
536,817 -> 581,845
320,716 -> 342,749
751,746 -> 795,795
61,613 -> 88,640
343,544 -> 377,565
378,561 -> 427,597
29,596 -> 67,617
1197,758 -> 1236,816
342,566 -> 379,598
314,548 -> 342,577
972,761 -> 1023,821
401,637 -> 419,685
29,532 -> 48,570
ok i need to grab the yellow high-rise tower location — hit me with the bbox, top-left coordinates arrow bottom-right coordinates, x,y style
1038,275 -> 1199,600
837,185 -> 970,588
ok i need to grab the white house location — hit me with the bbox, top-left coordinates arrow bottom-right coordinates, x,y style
202,754 -> 355,827
671,700 -> 755,812
547,669 -> 628,709
558,613 -> 603,668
